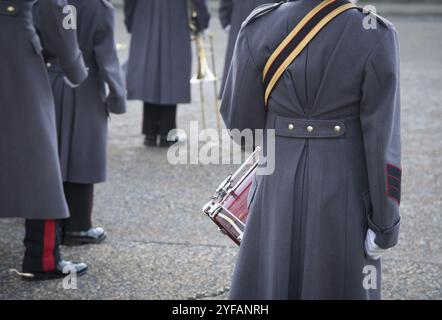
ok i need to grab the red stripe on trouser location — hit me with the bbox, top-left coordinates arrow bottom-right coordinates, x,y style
42,220 -> 56,272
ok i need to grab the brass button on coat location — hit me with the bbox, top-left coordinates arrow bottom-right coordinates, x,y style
306,126 -> 314,133
334,125 -> 341,133
7,6 -> 16,13
288,124 -> 295,131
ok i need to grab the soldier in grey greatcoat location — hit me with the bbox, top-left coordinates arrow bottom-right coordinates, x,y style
218,0 -> 270,95
221,0 -> 402,299
124,0 -> 210,147
35,0 -> 127,246
0,0 -> 88,280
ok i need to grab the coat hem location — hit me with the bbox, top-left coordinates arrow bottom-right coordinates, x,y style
126,94 -> 191,106
0,213 -> 70,220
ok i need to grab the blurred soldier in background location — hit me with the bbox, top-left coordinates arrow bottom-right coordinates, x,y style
35,0 -> 127,246
124,0 -> 210,147
219,0 -> 270,95
0,0 -> 88,280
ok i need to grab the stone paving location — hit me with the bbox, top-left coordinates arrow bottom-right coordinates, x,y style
0,6 -> 441,300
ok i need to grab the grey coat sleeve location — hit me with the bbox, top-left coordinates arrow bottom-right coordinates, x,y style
190,0 -> 211,32
94,4 -> 127,115
123,0 -> 138,33
220,27 -> 266,143
39,0 -> 88,85
219,0 -> 233,29
360,26 -> 402,249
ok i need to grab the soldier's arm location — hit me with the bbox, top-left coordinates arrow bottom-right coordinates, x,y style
360,26 -> 402,249
94,2 -> 127,115
123,0 -> 138,33
191,0 -> 211,32
220,26 -> 266,140
219,0 -> 233,29
38,0 -> 87,85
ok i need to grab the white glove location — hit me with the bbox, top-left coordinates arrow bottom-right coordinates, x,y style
364,229 -> 390,260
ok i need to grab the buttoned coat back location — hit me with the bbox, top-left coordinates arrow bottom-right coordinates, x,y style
0,0 -> 87,219
221,0 -> 402,299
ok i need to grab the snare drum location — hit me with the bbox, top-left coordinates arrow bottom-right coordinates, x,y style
202,148 -> 259,245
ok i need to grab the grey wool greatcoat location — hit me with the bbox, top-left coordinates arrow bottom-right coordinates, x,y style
123,0 -> 210,105
221,0 -> 402,300
0,0 -> 88,220
35,0 -> 127,184
219,0 -> 270,95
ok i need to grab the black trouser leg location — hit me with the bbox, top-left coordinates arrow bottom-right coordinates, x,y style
142,102 -> 161,138
23,219 -> 61,273
62,182 -> 94,233
143,103 -> 177,138
158,104 -> 177,138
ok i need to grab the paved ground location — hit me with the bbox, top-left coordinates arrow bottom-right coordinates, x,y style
0,6 -> 441,300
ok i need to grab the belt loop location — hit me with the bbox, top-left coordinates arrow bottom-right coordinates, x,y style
274,116 -> 349,139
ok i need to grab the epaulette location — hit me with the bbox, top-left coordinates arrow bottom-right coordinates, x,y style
242,2 -> 285,28
355,6 -> 391,28
100,0 -> 114,9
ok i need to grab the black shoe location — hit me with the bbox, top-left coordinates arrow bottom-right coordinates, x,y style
159,136 -> 179,147
144,135 -> 157,147
62,227 -> 107,246
20,260 -> 88,282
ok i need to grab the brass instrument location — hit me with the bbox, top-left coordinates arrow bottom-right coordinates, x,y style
188,1 -> 222,134
191,33 -> 216,84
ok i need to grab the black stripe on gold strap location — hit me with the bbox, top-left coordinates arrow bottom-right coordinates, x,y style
263,0 -> 356,105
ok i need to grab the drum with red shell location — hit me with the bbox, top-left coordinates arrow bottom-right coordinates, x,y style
202,148 -> 259,245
